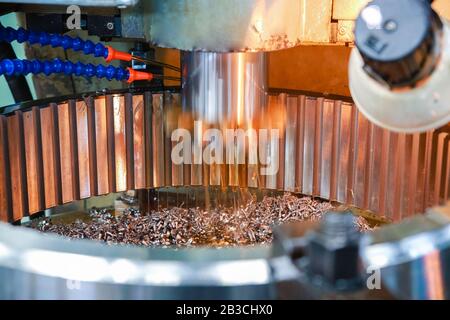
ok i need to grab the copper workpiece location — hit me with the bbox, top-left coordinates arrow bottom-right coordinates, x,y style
0,89 -> 449,223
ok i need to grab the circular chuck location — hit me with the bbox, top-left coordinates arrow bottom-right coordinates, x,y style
355,0 -> 440,87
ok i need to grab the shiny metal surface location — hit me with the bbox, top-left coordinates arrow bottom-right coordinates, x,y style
0,222 -> 278,299
361,202 -> 450,299
264,94 -> 449,221
0,89 -> 449,223
182,51 -> 267,124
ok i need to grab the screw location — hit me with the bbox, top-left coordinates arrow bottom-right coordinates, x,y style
338,26 -> 347,36
384,20 -> 397,32
107,22 -> 114,30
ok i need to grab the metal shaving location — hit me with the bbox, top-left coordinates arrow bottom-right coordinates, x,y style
30,194 -> 371,247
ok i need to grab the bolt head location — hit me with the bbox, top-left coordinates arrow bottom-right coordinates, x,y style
384,20 -> 398,32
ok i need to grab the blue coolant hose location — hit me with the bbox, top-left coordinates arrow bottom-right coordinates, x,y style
0,24 -> 109,58
0,58 -> 129,81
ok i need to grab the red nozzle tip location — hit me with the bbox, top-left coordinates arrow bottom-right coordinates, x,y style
106,46 -> 132,62
126,67 -> 153,83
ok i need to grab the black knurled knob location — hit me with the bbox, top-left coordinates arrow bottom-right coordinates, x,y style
355,0 -> 436,87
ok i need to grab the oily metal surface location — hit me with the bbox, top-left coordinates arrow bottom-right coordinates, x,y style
0,89 -> 449,223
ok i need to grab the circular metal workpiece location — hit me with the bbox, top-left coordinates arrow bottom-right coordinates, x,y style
0,87 -> 449,299
0,88 -> 448,223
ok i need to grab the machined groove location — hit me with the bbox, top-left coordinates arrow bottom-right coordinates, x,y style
0,116 -> 12,222
125,93 -> 135,191
105,95 -> 116,193
86,96 -> 98,197
0,90 -> 449,223
144,92 -> 153,189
